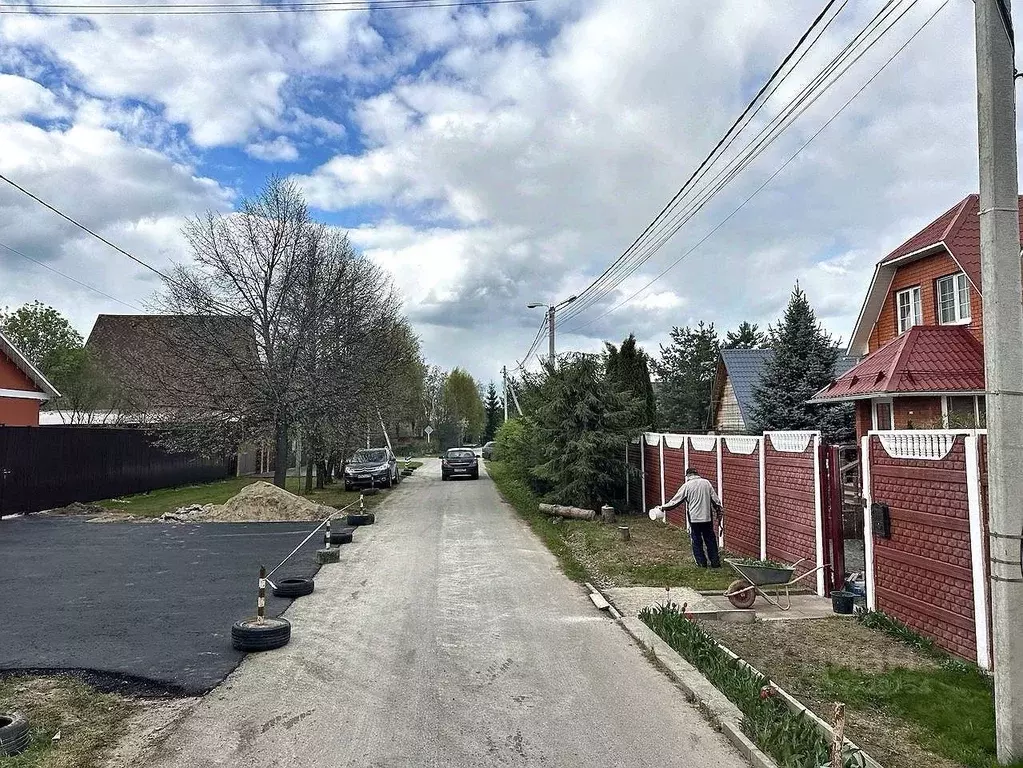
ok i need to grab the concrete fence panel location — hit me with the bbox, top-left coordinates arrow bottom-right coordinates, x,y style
764,432 -> 822,590
721,437 -> 762,559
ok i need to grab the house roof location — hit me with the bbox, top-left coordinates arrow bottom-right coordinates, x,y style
715,348 -> 858,426
811,325 -> 985,402
0,329 -> 61,399
85,314 -> 256,410
849,194 -> 1023,355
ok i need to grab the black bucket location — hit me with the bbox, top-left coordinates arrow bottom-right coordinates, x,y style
831,590 -> 855,615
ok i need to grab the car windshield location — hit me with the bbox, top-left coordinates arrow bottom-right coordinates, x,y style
353,449 -> 387,464
447,449 -> 475,459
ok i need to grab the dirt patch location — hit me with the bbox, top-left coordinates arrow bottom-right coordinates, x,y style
37,502 -> 111,518
167,481 -> 335,523
102,697 -> 197,768
706,619 -> 959,768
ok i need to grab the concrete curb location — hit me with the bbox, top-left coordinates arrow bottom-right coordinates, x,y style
619,617 -> 777,768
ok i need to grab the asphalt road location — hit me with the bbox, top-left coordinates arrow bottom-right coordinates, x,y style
0,516 -> 322,694
152,460 -> 744,767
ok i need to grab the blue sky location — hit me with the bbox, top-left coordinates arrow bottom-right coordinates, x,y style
0,0 -> 996,385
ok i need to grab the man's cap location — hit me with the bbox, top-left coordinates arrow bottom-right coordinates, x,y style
685,468 -> 699,476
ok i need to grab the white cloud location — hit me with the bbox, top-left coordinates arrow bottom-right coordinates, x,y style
246,136 -> 300,162
0,73 -> 67,120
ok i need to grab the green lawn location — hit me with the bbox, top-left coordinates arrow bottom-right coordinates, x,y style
96,475 -> 385,518
485,460 -> 734,590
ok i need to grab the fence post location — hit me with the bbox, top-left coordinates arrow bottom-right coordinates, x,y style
716,436 -> 724,548
813,433 -> 825,597
965,434 -> 992,670
640,435 -> 646,516
659,435 -> 666,507
759,436 -> 767,560
860,435 -> 876,611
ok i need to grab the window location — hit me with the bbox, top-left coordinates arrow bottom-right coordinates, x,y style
873,400 -> 894,430
943,395 -> 987,429
897,286 -> 922,334
937,273 -> 971,325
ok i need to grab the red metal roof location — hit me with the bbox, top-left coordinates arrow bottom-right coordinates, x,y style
812,325 -> 985,401
879,194 -> 1023,293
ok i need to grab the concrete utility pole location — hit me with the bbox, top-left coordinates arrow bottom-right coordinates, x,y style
527,295 -> 577,361
502,365 -> 509,421
976,0 -> 1023,760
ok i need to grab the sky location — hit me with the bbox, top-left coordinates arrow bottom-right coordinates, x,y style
0,0 -> 999,387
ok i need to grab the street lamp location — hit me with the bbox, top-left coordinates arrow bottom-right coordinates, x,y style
527,295 -> 577,359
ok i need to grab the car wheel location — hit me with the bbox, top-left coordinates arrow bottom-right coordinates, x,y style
232,617 -> 291,652
344,482 -> 353,492
383,475 -> 392,489
0,713 -> 30,756
272,577 -> 314,598
472,470 -> 479,480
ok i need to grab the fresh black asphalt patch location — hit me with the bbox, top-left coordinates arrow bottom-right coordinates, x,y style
0,516 -> 326,695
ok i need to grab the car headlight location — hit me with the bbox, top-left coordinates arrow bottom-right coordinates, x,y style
344,466 -> 357,475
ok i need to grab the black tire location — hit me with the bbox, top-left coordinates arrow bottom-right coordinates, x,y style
347,512 -> 375,526
442,473 -> 449,481
0,713 -> 30,757
232,617 -> 291,652
344,482 -> 353,492
383,474 -> 392,489
472,470 -> 479,480
393,470 -> 401,485
272,577 -> 314,598
329,526 -> 354,544
362,488 -> 379,497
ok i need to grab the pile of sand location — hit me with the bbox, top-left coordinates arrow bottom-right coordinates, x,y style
168,481 -> 335,523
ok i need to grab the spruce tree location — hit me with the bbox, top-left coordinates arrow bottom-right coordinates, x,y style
723,321 -> 768,349
605,333 -> 657,429
749,286 -> 853,442
653,321 -> 720,431
483,381 -> 503,441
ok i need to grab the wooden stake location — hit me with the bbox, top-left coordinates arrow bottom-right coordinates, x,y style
257,565 -> 266,626
830,702 -> 846,767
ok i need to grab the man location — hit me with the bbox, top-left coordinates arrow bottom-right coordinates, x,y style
663,467 -> 723,568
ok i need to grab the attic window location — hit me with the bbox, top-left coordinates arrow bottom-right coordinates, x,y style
897,286 -> 922,334
937,272 -> 971,325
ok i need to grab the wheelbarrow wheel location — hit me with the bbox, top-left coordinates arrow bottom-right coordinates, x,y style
726,579 -> 756,609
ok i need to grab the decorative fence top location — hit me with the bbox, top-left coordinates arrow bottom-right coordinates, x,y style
663,434 -> 685,449
875,431 -> 959,461
689,435 -> 718,452
724,436 -> 760,455
644,432 -> 661,446
766,431 -> 817,453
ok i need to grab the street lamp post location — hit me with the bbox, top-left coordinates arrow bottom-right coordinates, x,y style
527,295 -> 576,360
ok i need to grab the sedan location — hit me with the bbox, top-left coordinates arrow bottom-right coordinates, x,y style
441,448 -> 479,481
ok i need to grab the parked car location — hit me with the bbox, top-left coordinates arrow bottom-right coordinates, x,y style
343,447 -> 400,491
481,441 -> 496,460
441,448 -> 479,480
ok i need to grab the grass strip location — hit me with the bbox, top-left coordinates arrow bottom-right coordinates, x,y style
485,460 -> 588,582
640,602 -> 864,768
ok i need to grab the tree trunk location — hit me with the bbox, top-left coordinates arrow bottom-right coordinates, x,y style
305,459 -> 314,494
273,417 -> 289,489
325,456 -> 335,485
316,460 -> 327,490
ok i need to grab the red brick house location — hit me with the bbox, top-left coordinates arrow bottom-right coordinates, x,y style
811,194 -> 1010,436
0,329 -> 60,426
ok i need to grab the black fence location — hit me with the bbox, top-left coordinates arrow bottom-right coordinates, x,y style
0,426 -> 232,515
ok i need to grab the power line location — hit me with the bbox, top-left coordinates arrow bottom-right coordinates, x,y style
563,0 -> 950,336
0,173 -> 171,280
0,0 -> 535,15
0,241 -> 145,311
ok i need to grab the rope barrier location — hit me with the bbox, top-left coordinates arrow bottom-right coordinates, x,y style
264,497 -> 360,581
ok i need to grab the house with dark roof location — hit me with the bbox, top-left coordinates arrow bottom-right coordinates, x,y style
811,194 -> 1005,436
0,329 -> 60,426
711,348 -> 857,434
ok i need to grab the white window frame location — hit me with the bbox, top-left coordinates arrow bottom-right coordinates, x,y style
942,395 -> 985,429
896,286 -> 922,334
936,272 -> 971,325
873,398 -> 895,430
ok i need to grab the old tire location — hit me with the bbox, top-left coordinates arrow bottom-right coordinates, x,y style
329,526 -> 354,545
726,579 -> 756,609
362,487 -> 379,497
232,617 -> 291,652
347,512 -> 375,526
0,713 -> 30,756
272,577 -> 314,598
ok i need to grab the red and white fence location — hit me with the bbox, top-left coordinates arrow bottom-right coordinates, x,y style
632,431 -> 826,596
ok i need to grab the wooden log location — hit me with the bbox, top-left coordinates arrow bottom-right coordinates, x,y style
618,526 -> 631,542
538,503 -> 596,521
600,504 -> 616,525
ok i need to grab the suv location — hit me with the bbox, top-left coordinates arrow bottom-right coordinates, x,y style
343,447 -> 400,491
441,448 -> 479,481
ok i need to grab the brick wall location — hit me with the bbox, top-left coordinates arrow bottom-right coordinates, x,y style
764,437 -> 819,576
869,251 -> 984,352
662,441 -> 685,528
0,349 -> 38,391
643,438 -> 661,511
722,441 -> 761,558
868,435 -> 978,661
855,400 -> 872,441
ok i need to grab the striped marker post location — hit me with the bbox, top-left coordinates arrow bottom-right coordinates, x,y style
257,565 -> 266,626
324,518 -> 332,550
360,494 -> 365,513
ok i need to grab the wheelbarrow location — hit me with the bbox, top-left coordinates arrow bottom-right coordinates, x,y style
724,558 -> 830,610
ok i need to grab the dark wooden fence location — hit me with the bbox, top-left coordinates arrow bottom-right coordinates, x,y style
0,426 -> 231,515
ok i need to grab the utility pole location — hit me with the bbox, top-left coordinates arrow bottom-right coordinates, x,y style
976,0 -> 1023,761
548,305 -> 556,359
502,366 -> 509,421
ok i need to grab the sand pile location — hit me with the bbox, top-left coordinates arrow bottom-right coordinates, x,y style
167,481 -> 335,523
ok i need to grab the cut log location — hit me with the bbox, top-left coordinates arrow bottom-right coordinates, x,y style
538,503 -> 596,521
618,526 -> 631,542
600,505 -> 616,525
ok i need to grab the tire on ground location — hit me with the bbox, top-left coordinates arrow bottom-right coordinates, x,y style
329,527 -> 355,544
362,488 -> 379,497
232,617 -> 291,652
347,512 -> 375,526
0,713 -> 30,757
272,577 -> 314,598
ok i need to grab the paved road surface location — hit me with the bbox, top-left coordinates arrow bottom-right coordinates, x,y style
0,517 -> 320,694
153,460 -> 744,767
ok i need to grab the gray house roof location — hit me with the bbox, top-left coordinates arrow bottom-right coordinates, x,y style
716,349 -> 859,429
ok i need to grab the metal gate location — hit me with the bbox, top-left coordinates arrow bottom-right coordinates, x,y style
821,443 -> 863,594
